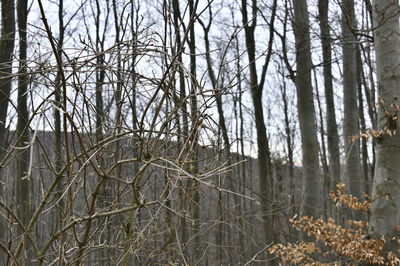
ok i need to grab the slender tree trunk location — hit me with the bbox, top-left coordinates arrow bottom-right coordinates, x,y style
314,69 -> 329,219
279,70 -> 295,212
0,0 -> 15,252
54,0 -> 65,234
123,3 -> 140,265
361,17 -> 377,180
292,0 -> 322,217
94,0 -> 110,261
202,26 -> 226,265
95,0 -> 106,144
318,0 -> 341,196
356,48 -> 370,197
241,0 -> 274,245
342,0 -> 364,204
369,0 -> 400,253
236,37 -> 248,263
16,0 -> 30,261
187,1 -> 201,263
171,0 -> 190,260
53,1 -> 66,263
200,9 -> 239,261
0,0 -> 15,157
314,70 -> 329,176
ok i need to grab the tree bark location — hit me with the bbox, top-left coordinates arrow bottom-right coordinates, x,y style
53,0 -> 65,236
241,0 -> 274,245
94,0 -> 110,262
199,12 -> 231,263
187,1 -> 201,263
314,69 -> 330,219
357,48 -> 371,198
16,0 -> 30,261
0,0 -> 15,156
0,0 -> 16,249
342,0 -> 364,204
292,0 -> 322,217
318,0 -> 341,194
369,0 -> 400,253
171,0 -> 190,259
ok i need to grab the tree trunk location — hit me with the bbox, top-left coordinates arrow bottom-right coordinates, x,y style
241,0 -> 274,245
369,0 -> 400,253
16,0 -> 30,261
94,0 -> 110,262
342,0 -> 364,204
54,0 -> 65,235
318,0 -> 341,195
292,0 -> 322,217
0,0 -> 15,157
171,0 -> 190,260
314,69 -> 330,219
122,3 -> 140,265
187,1 -> 201,263
0,0 -> 15,251
356,48 -> 371,198
279,67 -> 295,216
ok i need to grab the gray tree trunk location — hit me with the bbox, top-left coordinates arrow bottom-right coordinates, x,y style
356,49 -> 371,198
54,0 -> 65,235
0,0 -> 15,155
292,0 -> 322,217
170,0 -> 190,260
199,14 -> 232,263
318,0 -> 341,195
369,0 -> 400,253
94,0 -> 110,262
187,1 -> 201,263
241,0 -> 275,245
341,0 -> 364,204
0,0 -> 15,251
16,0 -> 30,262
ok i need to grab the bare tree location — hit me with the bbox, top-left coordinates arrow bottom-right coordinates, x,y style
199,4 -> 238,261
53,0 -> 65,234
0,0 -> 15,158
369,0 -> 400,253
318,0 -> 341,199
341,0 -> 364,208
0,0 -> 15,251
292,0 -> 322,217
186,0 -> 201,263
15,0 -> 30,261
241,0 -> 277,245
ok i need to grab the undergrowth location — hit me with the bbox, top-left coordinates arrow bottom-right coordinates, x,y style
268,183 -> 400,265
